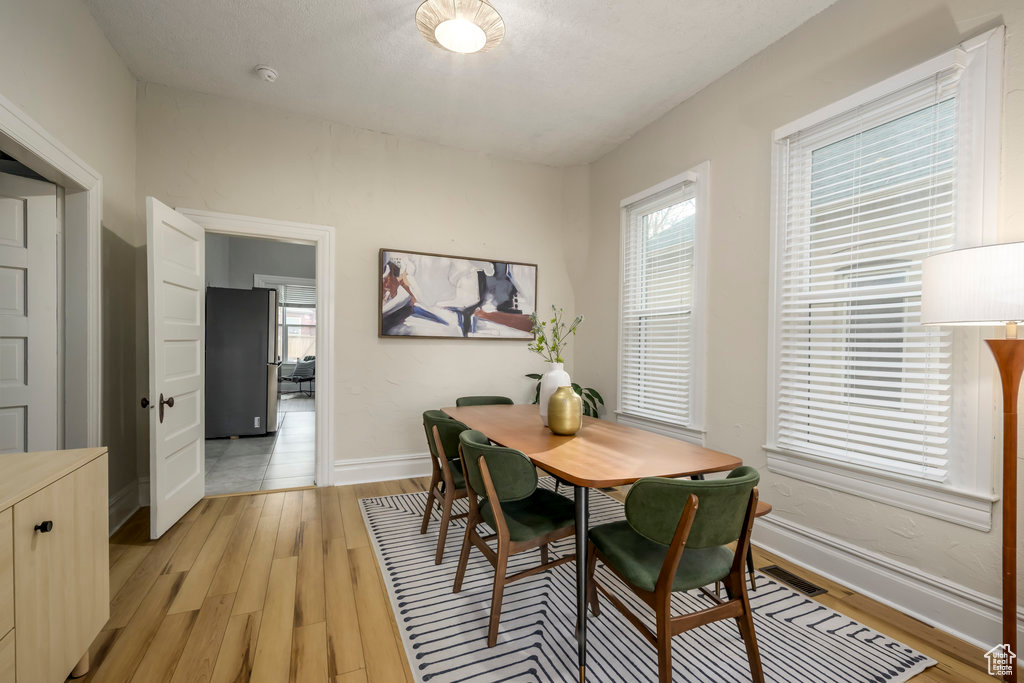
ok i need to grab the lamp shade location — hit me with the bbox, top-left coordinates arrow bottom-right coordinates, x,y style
920,241 -> 1024,326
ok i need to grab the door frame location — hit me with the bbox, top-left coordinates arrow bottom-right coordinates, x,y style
178,208 -> 336,487
0,93 -> 102,449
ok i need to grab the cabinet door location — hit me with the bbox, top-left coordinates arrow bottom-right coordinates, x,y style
13,454 -> 108,683
0,629 -> 13,683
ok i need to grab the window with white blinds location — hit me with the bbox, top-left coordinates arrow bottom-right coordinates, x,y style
770,69 -> 964,482
279,281 -> 316,308
619,179 -> 702,429
254,274 -> 318,362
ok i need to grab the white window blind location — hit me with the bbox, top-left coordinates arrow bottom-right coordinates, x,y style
772,69 -> 961,482
279,282 -> 316,307
620,183 -> 697,427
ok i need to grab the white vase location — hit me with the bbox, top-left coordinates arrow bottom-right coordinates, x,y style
539,362 -> 571,427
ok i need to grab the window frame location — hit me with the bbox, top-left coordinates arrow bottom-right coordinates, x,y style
616,162 -> 710,444
253,273 -> 317,364
765,28 -> 1003,530
280,306 -> 317,363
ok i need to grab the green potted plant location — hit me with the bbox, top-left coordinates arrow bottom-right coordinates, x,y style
528,306 -> 583,426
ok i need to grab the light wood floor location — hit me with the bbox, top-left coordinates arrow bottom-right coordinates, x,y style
80,478 -> 995,682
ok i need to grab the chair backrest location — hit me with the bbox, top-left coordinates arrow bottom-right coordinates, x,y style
624,466 -> 760,548
458,430 -> 536,502
455,395 -> 514,407
422,410 -> 460,463
432,419 -> 469,461
290,359 -> 315,379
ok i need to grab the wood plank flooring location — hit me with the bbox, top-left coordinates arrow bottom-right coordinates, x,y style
82,478 -> 995,682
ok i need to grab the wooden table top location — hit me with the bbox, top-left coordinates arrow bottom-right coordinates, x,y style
442,404 -> 741,488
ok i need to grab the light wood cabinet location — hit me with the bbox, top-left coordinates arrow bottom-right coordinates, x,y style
0,630 -> 14,683
0,448 -> 108,683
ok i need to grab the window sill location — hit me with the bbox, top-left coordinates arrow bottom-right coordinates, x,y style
615,412 -> 706,446
763,446 -> 995,531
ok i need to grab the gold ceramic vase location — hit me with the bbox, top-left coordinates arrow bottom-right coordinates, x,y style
547,386 -> 583,435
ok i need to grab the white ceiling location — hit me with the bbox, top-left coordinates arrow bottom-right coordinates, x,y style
83,0 -> 836,166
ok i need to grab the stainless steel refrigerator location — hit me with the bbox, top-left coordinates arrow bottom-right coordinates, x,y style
205,286 -> 280,438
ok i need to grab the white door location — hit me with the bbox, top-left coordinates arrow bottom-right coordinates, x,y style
0,172 -> 58,454
147,197 -> 205,538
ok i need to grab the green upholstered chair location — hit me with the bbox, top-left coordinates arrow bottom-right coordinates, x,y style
453,430 -> 580,647
420,410 -> 470,564
455,395 -> 514,407
730,467 -> 772,591
452,395 -> 582,497
587,467 -> 764,683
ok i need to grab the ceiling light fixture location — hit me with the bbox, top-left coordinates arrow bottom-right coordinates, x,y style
415,0 -> 505,54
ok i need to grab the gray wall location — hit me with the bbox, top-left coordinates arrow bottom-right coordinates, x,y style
100,228 -> 139,502
205,234 -> 315,289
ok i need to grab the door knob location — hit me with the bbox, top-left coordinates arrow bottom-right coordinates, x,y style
159,393 -> 175,423
34,521 -> 53,533
141,397 -> 151,409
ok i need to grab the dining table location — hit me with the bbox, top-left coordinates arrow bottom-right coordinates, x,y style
442,403 -> 742,682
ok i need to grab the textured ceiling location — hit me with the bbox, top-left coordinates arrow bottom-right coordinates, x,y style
83,0 -> 836,166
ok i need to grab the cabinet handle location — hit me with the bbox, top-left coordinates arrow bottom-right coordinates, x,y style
34,521 -> 53,533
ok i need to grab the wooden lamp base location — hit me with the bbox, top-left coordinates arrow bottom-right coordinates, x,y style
986,338 -> 1024,683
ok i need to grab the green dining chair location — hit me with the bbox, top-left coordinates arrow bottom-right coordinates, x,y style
587,466 -> 764,683
726,468 -> 773,592
420,410 -> 470,564
455,395 -> 514,407
453,429 -> 581,647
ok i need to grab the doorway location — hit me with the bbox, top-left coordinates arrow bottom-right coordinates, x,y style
0,99 -> 102,455
179,208 -> 335,492
146,203 -> 335,538
203,235 -> 317,494
0,157 -> 59,454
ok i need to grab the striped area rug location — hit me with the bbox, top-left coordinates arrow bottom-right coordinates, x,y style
360,480 -> 935,682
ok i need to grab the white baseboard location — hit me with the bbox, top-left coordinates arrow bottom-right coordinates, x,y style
753,514 -> 1024,652
138,476 -> 149,507
109,481 -> 140,536
333,453 -> 432,486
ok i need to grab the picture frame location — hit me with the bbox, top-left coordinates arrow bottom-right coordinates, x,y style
379,248 -> 537,340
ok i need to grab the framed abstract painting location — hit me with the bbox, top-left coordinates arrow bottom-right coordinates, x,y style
379,248 -> 537,339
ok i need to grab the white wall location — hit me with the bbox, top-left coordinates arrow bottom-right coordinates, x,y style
574,0 -> 1024,637
137,83 -> 580,471
0,0 -> 138,245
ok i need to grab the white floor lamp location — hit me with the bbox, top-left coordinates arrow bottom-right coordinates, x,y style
922,241 -> 1024,683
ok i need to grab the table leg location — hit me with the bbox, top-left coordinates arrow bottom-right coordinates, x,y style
574,485 -> 589,682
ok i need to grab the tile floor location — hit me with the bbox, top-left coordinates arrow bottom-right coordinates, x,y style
204,393 -> 315,495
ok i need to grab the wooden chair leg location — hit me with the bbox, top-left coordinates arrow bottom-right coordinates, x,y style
487,546 -> 509,647
747,546 -> 757,591
453,520 -> 474,593
435,491 -> 454,564
735,593 -> 765,683
539,543 -> 549,565
420,476 -> 439,534
655,607 -> 673,683
586,545 -> 600,617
